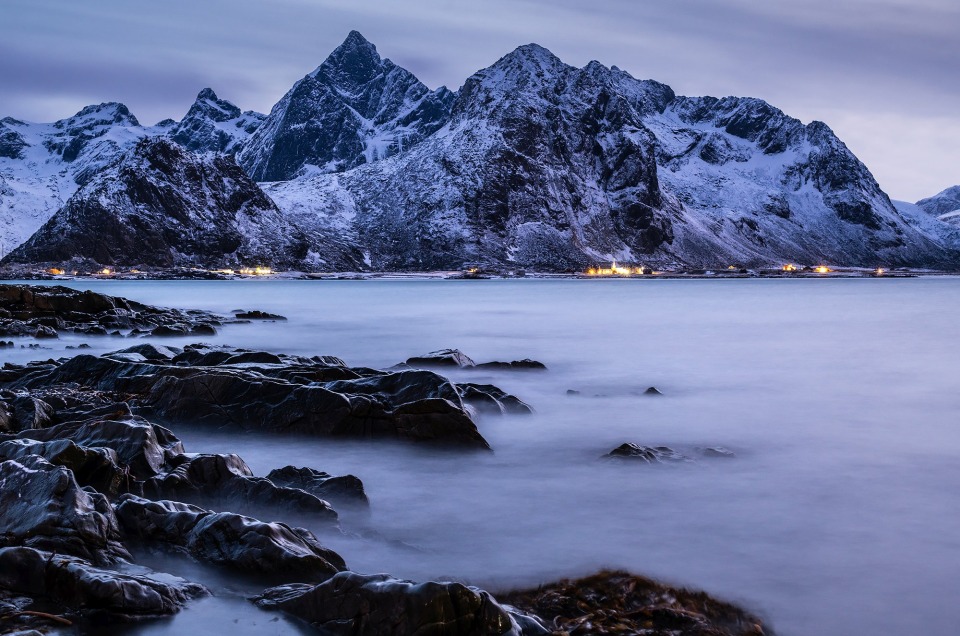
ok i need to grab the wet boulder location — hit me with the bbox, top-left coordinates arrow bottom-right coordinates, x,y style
605,443 -> 691,463
266,465 -> 369,510
9,395 -> 55,432
18,416 -> 183,479
143,453 -> 339,524
0,546 -> 206,618
253,571 -> 544,636
0,439 -> 128,496
115,495 -> 346,582
0,456 -> 130,564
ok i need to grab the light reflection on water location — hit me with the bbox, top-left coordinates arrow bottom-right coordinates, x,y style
6,278 -> 960,636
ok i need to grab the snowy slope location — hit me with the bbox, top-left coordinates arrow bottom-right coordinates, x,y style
915,186 -> 960,224
0,104 -> 154,252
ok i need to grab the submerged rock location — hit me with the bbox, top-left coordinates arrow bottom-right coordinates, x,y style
458,383 -> 534,415
253,571 -> 546,635
605,443 -> 690,463
475,359 -> 547,371
0,546 -> 206,618
405,348 -> 477,368
115,495 -> 345,582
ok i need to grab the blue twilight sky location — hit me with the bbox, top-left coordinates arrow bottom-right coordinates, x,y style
1,0 -> 956,201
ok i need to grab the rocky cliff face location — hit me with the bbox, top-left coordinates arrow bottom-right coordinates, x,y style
237,31 -> 454,182
169,88 -> 265,155
3,138 -> 363,270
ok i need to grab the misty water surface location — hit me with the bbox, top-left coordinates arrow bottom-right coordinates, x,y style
7,278 -> 960,636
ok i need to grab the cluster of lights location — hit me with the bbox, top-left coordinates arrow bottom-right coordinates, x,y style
586,261 -> 646,276
238,266 -> 273,276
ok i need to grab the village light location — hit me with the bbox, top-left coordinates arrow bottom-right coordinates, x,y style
815,265 -> 830,274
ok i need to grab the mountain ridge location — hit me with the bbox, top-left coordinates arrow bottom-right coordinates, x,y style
1,32 -> 958,270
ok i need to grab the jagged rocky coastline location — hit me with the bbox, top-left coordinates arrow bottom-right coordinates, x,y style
0,286 -> 774,635
1,31 -> 958,273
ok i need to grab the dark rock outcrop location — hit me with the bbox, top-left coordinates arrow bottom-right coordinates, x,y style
0,546 -> 206,618
253,571 -> 546,635
0,439 -> 127,496
11,350 -> 494,448
0,284 -> 231,339
115,495 -> 345,582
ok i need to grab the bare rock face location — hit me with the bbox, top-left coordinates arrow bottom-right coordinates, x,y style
115,495 -> 346,582
0,546 -> 206,618
0,456 -> 130,564
253,571 -> 546,636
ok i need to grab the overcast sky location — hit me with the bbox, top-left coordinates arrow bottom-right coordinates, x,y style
2,0 -> 956,201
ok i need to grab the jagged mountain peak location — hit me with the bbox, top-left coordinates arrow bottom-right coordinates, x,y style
312,30 -> 387,92
169,88 -> 264,155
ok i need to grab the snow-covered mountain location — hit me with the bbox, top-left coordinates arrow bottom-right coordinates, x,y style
0,103 -> 153,252
237,31 -> 455,181
3,138 -> 363,270
169,88 -> 265,155
916,186 -> 960,224
267,43 -> 951,269
1,32 -> 957,271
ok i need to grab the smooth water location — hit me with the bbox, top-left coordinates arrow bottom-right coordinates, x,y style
6,278 -> 960,636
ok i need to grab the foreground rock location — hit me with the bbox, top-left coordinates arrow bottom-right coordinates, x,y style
116,495 -> 346,582
253,571 -> 548,635
500,570 -> 773,636
0,546 -> 206,619
8,344 -> 536,448
0,284 -> 239,339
